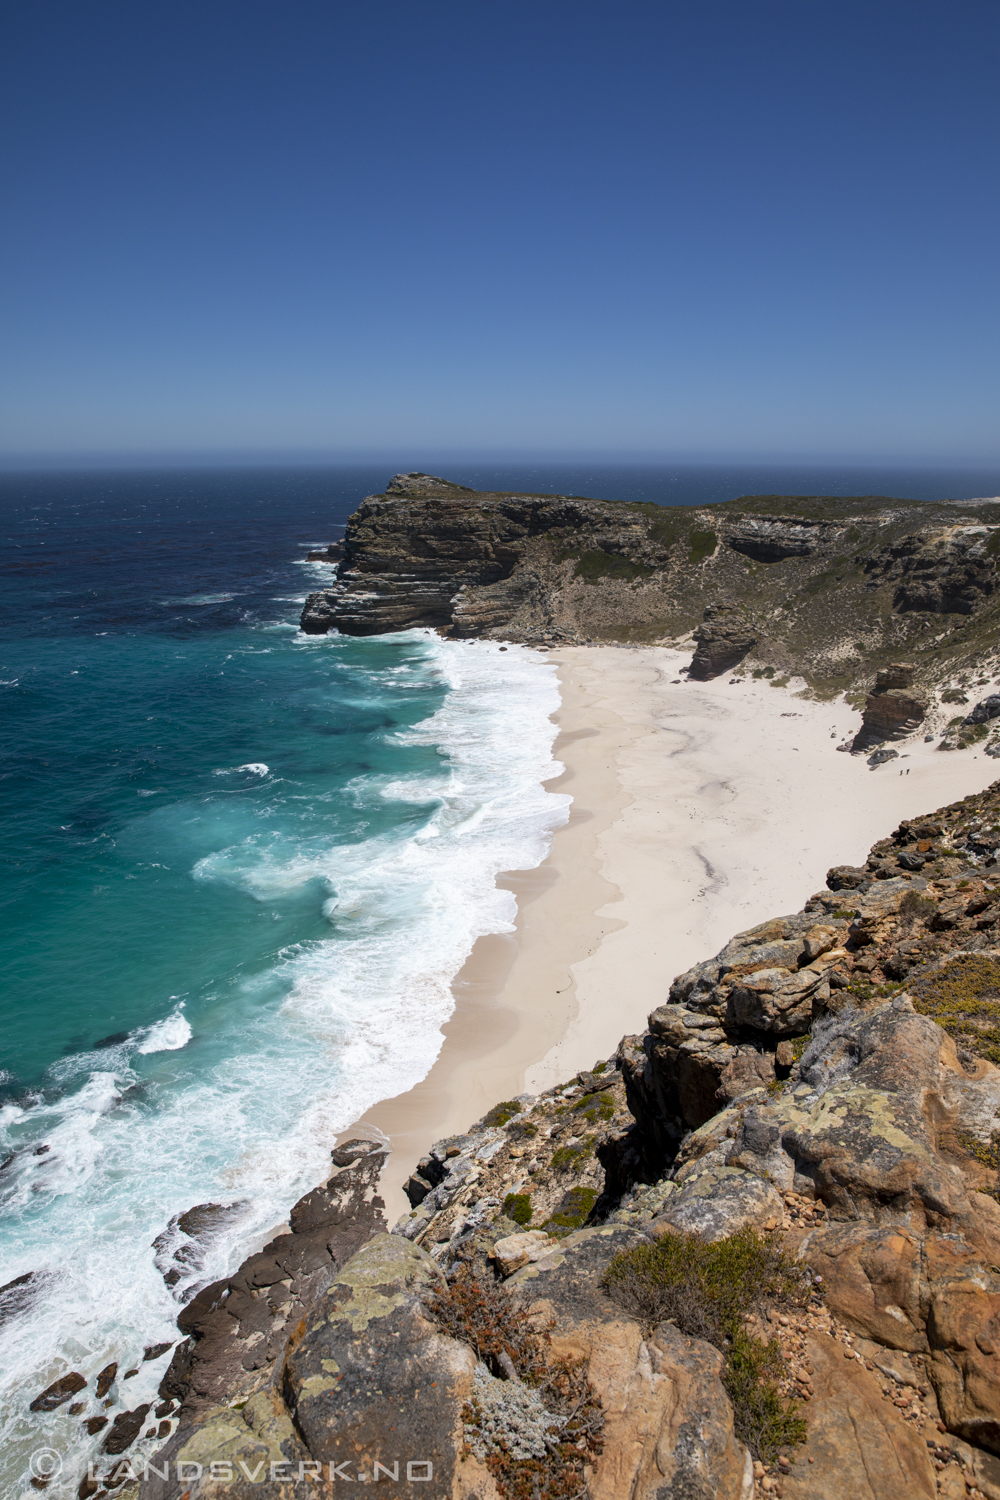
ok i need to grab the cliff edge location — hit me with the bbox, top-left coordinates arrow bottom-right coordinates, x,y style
301,473 -> 1000,700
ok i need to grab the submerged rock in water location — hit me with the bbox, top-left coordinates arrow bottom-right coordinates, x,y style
0,1270 -> 46,1329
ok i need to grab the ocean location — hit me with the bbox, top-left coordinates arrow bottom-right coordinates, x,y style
2,458 -> 999,1494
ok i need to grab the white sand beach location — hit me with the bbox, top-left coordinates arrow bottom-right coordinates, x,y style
356,645 -> 1000,1217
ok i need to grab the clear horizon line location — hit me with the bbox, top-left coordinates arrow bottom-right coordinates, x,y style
3,447 -> 1000,474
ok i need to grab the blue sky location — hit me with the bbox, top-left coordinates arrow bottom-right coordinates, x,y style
2,0 -> 999,463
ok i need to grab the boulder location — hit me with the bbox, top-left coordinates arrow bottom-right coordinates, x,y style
490,1230 -> 555,1277
965,694 -> 1000,727
29,1371 -> 87,1411
103,1405 -> 152,1455
649,1166 -> 783,1243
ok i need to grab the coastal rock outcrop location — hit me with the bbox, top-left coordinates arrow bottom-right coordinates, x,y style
155,1140 -> 387,1418
687,602 -> 758,680
864,525 -> 998,614
722,514 -> 844,563
296,474 -> 1000,713
852,662 -> 928,750
300,473 -> 616,638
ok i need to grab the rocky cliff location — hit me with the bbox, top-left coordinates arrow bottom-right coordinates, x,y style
301,474 -> 1000,700
25,781 -> 989,1498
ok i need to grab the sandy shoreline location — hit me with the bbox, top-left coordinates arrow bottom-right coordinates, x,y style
352,645 -> 1000,1219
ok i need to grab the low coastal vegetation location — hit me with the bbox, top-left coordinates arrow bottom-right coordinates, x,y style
602,1227 -> 809,1462
910,952 -> 1000,1063
430,1270 -> 605,1500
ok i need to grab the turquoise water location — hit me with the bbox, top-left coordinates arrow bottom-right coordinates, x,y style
0,470 -> 568,1495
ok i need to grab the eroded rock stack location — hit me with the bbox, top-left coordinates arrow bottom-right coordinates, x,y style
688,601 -> 758,680
853,662 -> 928,750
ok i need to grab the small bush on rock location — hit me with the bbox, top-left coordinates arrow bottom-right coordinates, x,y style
485,1100 -> 522,1128
601,1226 -> 808,1461
910,954 -> 1000,1063
541,1186 -> 599,1236
574,1091 -> 614,1125
550,1136 -> 595,1172
502,1193 -> 533,1226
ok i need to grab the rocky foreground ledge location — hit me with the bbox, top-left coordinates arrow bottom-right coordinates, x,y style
35,780 -> 1000,1499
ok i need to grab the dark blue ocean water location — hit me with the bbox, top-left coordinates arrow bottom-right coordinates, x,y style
1,458 -> 995,1493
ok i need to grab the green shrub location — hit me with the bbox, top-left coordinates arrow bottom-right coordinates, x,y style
689,529 -> 717,563
900,890 -> 936,921
601,1226 -> 809,1461
570,549 -> 651,584
502,1192 -> 533,1225
910,954 -> 1000,1063
958,1130 -> 1000,1200
541,1186 -> 599,1237
550,1136 -> 595,1171
575,1091 -> 614,1125
484,1100 -> 522,1128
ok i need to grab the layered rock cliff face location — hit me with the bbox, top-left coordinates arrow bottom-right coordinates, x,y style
301,474 -> 1000,699
105,781 -> 1000,1500
853,662 -> 929,749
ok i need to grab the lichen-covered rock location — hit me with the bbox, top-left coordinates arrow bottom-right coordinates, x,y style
649,1166 -> 783,1243
282,1234 -> 476,1485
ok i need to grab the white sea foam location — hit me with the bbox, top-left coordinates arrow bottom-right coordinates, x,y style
163,592 -> 239,605
0,635 -> 568,1497
137,1008 -> 192,1055
213,762 -> 269,777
